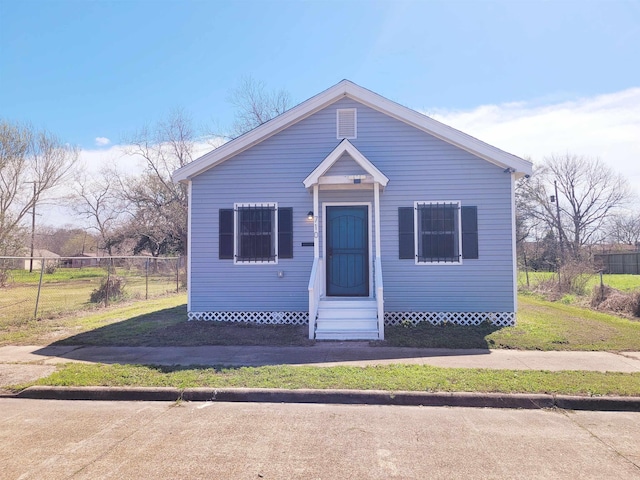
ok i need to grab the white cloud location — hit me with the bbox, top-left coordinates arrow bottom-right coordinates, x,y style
429,88 -> 640,197
78,138 -> 221,177
94,137 -> 111,147
41,139 -> 220,227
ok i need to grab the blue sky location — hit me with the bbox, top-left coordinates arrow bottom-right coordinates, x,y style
1,0 -> 639,200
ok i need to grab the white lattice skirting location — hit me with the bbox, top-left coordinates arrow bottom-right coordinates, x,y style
188,311 -> 514,327
188,311 -> 309,325
384,311 -> 515,327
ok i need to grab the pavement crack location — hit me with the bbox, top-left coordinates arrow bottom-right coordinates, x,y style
559,410 -> 640,472
613,351 -> 640,361
65,404 -> 175,479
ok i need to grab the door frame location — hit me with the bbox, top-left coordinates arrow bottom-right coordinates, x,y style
322,202 -> 373,298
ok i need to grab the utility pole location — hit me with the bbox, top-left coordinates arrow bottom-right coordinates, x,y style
553,180 -> 564,264
26,181 -> 37,273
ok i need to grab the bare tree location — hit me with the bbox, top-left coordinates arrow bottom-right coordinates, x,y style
0,120 -> 78,254
227,76 -> 292,138
35,225 -> 100,256
518,154 -> 632,259
71,168 -> 127,255
120,109 -> 194,256
607,211 -> 640,247
115,80 -> 292,256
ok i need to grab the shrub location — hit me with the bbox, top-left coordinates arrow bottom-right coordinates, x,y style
559,294 -> 575,305
590,284 -> 614,308
45,264 -> 57,274
558,260 -> 595,295
533,260 -> 595,298
591,284 -> 640,318
630,290 -> 640,318
90,276 -> 127,304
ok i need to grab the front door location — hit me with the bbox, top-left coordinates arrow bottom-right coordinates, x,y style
326,206 -> 369,296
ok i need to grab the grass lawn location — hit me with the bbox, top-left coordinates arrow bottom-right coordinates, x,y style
2,279 -> 640,350
0,294 -> 189,346
518,271 -> 640,293
3,292 -> 640,350
382,295 -> 640,351
14,362 -> 640,397
0,267 -> 181,324
5,281 -> 640,396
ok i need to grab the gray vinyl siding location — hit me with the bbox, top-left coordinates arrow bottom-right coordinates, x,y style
190,98 -> 515,313
324,152 -> 368,176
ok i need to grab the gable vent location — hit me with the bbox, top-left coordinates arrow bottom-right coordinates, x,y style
337,108 -> 357,139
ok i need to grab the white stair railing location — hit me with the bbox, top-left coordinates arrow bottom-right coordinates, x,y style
307,257 -> 324,339
375,256 -> 384,340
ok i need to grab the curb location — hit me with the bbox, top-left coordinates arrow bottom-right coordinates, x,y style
8,386 -> 640,411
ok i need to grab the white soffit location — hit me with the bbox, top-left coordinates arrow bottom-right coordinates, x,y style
172,80 -> 533,183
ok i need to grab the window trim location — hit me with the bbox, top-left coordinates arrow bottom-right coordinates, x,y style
336,108 -> 357,139
233,202 -> 279,265
414,200 -> 463,266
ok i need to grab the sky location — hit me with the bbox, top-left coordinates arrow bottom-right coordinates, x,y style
1,0 -> 639,227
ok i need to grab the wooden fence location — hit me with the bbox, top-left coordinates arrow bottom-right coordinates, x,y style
594,253 -> 640,275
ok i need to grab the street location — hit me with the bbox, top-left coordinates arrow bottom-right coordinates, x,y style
1,399 -> 638,479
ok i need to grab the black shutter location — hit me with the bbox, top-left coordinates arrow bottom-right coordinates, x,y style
398,207 -> 415,259
219,209 -> 234,259
278,207 -> 293,259
461,206 -> 478,259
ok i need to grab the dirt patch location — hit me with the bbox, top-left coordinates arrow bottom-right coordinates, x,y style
0,364 -> 56,390
132,321 -> 315,347
54,316 -> 314,347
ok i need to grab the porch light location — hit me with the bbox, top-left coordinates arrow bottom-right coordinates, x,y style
307,211 -> 314,220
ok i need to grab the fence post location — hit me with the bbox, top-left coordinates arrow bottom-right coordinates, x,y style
145,259 -> 149,300
105,258 -> 112,308
176,257 -> 180,293
34,260 -> 45,320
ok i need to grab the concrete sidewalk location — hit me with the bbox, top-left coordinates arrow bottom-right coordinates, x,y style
1,343 -> 640,371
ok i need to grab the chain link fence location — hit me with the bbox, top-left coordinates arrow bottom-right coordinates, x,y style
0,256 -> 186,324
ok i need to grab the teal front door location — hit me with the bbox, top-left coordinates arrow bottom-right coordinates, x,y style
326,206 -> 369,296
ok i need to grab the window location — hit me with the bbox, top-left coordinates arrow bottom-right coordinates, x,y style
236,204 -> 276,263
337,108 -> 357,139
416,202 -> 461,263
219,204 -> 293,263
398,202 -> 478,263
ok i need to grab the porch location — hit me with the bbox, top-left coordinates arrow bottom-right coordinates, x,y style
304,139 -> 388,340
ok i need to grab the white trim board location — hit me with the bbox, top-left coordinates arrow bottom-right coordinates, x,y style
187,180 -> 192,310
173,80 -> 533,184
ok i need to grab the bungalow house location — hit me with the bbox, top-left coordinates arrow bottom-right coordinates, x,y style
23,249 -> 60,271
68,253 -> 100,269
172,80 -> 533,340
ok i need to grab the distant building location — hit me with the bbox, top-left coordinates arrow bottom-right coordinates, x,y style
23,249 -> 60,271
61,253 -> 100,268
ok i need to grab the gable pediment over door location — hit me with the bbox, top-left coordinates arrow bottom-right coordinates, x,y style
303,139 -> 389,189
324,152 -> 369,177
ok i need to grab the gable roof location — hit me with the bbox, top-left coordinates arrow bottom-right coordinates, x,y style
303,139 -> 389,188
27,249 -> 60,258
173,80 -> 533,183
